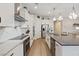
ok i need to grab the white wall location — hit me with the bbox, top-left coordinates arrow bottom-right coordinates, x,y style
62,18 -> 79,33
33,17 -> 41,39
0,3 -> 14,26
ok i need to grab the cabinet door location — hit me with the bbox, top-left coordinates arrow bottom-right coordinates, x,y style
0,3 -> 14,26
5,50 -> 15,56
5,43 -> 23,56
13,43 -> 23,56
55,42 -> 62,56
46,34 -> 50,48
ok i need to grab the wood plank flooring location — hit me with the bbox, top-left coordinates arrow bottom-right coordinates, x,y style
28,38 -> 51,56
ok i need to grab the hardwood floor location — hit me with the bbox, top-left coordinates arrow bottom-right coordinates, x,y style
28,38 -> 51,56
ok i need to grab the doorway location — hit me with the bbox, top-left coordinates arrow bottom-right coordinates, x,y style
41,24 -> 49,39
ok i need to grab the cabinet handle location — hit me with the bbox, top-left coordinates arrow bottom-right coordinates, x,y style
10,53 -> 14,56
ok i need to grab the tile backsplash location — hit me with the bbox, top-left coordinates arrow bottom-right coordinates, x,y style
0,27 -> 22,42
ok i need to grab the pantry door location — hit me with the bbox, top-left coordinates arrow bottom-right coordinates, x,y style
54,21 -> 62,34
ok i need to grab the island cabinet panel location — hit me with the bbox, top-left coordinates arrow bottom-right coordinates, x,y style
55,42 -> 62,56
55,42 -> 79,56
50,34 -> 79,56
62,46 -> 79,56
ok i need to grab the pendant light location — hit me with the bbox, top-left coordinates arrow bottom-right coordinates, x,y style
34,3 -> 38,9
17,6 -> 21,15
69,4 -> 78,20
53,17 -> 56,21
58,16 -> 63,21
53,8 -> 56,21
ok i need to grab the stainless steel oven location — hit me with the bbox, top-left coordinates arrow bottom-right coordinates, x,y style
23,37 -> 30,56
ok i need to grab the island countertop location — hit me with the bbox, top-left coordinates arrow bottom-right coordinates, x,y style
48,33 -> 79,46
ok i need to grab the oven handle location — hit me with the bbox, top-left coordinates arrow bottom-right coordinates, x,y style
25,41 -> 30,45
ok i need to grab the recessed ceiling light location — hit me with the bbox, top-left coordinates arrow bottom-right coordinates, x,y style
58,16 -> 63,21
48,11 -> 51,14
53,17 -> 56,21
34,6 -> 38,9
17,6 -> 21,11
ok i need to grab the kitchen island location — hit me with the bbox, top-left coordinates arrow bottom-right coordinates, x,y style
48,33 -> 79,56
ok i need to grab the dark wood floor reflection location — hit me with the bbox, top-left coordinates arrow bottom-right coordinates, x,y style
28,38 -> 51,56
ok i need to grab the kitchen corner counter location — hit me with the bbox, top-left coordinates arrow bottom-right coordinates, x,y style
0,35 -> 30,56
48,33 -> 79,46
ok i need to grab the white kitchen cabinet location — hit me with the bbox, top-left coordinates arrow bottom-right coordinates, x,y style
46,34 -> 50,48
62,46 -> 79,56
18,4 -> 30,20
20,6 -> 26,19
55,42 -> 62,56
55,41 -> 79,56
5,49 -> 15,56
0,3 -> 14,27
5,43 -> 23,56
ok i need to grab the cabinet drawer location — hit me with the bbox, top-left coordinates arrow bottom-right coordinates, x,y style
5,50 -> 15,56
5,44 -> 23,56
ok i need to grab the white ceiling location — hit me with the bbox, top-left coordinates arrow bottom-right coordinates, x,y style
22,3 -> 79,18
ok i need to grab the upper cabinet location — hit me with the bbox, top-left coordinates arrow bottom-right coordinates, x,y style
14,3 -> 28,27
0,3 -> 14,27
15,3 -> 26,18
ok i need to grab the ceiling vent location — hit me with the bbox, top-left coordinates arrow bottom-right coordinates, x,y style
23,6 -> 27,10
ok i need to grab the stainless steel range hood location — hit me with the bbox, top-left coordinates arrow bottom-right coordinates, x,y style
15,15 -> 28,22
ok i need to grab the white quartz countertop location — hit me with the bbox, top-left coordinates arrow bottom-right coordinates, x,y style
0,35 -> 30,56
48,33 -> 79,46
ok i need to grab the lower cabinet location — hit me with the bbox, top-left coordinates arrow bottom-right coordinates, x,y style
5,49 -> 15,56
55,42 -> 79,56
5,43 -> 23,56
5,37 -> 30,56
50,37 -> 79,56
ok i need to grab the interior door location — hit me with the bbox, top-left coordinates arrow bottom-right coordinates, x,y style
54,21 -> 62,34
